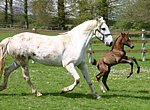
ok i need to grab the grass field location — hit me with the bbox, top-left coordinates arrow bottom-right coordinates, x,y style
0,29 -> 150,110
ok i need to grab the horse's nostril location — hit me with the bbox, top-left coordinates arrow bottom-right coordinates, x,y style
109,42 -> 113,47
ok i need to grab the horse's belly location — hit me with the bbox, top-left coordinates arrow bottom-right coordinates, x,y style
31,55 -> 62,66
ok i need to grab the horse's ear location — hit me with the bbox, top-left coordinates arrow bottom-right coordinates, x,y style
96,17 -> 99,22
95,16 -> 103,21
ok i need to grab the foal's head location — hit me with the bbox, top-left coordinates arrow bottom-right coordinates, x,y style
112,32 -> 134,50
121,32 -> 134,49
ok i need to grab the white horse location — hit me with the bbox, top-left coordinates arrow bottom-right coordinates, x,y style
0,17 -> 113,99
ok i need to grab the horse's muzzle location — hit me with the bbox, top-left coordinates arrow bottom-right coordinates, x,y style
109,42 -> 113,47
106,41 -> 113,47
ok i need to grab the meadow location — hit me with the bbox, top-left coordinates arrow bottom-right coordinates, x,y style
0,29 -> 150,110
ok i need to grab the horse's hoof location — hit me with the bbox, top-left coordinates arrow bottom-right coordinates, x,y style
61,87 -> 69,94
93,93 -> 101,99
34,91 -> 42,97
60,91 -> 66,94
36,92 -> 42,97
96,96 -> 101,100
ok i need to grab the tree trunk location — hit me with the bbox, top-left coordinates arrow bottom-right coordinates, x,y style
9,0 -> 13,25
5,0 -> 8,23
101,0 -> 108,22
58,0 -> 65,29
24,0 -> 29,29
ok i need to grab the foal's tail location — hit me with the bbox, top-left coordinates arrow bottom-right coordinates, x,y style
91,59 -> 97,65
0,38 -> 9,77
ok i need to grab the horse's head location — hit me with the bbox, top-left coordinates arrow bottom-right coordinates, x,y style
121,32 -> 134,49
94,17 -> 113,46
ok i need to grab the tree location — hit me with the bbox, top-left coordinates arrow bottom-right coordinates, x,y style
9,0 -> 13,25
24,0 -> 28,29
30,0 -> 55,28
4,0 -> 8,23
114,0 -> 150,29
58,0 -> 65,28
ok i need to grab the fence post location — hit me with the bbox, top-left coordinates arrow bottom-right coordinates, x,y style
88,42 -> 92,63
141,29 -> 146,61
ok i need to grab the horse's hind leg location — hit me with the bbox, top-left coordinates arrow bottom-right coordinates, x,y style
78,63 -> 100,99
0,61 -> 19,91
20,60 -> 42,97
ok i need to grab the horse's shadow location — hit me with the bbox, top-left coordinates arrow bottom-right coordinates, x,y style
0,92 -> 94,99
102,89 -> 150,100
42,92 -> 94,99
0,89 -> 150,100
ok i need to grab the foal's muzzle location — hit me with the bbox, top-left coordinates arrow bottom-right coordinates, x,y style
130,44 -> 134,49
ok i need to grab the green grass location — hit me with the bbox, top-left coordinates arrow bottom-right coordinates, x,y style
0,29 -> 150,110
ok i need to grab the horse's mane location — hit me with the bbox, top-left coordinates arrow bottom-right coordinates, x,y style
69,20 -> 97,33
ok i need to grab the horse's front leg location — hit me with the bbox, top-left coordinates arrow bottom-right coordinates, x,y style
61,63 -> 80,93
0,61 -> 19,91
78,63 -> 100,99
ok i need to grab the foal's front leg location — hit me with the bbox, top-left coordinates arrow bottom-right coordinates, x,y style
128,57 -> 140,73
119,58 -> 133,78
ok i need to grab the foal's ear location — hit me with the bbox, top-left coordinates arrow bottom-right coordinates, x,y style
121,32 -> 125,36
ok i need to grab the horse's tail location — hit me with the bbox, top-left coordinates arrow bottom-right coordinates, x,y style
91,59 -> 97,65
0,38 -> 9,77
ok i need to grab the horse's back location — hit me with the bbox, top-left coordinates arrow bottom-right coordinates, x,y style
7,32 -> 66,66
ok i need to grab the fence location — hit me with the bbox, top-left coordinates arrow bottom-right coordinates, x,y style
87,29 -> 150,63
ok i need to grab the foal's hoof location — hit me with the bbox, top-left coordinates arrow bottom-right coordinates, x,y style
127,75 -> 130,78
137,67 -> 140,73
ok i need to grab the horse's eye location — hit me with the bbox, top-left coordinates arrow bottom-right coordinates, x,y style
101,28 -> 106,31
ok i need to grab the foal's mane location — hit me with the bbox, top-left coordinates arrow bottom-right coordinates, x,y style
111,34 -> 121,50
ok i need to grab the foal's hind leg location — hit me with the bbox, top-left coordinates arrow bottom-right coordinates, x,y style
20,60 -> 42,97
96,72 -> 106,93
0,61 -> 19,91
102,72 -> 110,91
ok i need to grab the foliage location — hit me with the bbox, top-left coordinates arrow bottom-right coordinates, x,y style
114,0 -> 150,30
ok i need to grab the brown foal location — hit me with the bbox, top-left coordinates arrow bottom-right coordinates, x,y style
92,32 -> 140,93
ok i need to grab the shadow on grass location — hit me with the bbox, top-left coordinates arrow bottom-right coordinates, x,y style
0,89 -> 149,100
43,92 -> 94,99
0,92 -> 94,99
102,89 -> 150,100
